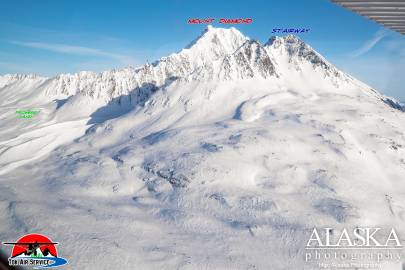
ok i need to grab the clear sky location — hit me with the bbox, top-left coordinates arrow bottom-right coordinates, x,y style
0,0 -> 404,101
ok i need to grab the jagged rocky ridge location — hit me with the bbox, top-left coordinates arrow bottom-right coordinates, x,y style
0,26 -> 373,103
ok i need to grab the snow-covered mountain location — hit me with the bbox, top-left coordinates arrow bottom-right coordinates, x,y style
0,26 -> 405,270
0,27 -> 356,101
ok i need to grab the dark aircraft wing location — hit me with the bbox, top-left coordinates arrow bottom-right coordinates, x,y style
3,242 -> 58,246
332,0 -> 405,35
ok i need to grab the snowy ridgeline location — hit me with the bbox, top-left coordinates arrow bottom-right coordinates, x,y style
0,26 -> 405,270
0,27 -> 360,99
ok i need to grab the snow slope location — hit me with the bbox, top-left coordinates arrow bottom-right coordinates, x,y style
0,26 -> 405,269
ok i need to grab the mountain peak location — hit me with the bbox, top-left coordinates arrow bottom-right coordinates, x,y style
206,24 -> 214,32
265,34 -> 303,48
185,26 -> 248,52
283,34 -> 304,43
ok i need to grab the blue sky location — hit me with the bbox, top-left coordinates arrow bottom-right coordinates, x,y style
0,0 -> 404,100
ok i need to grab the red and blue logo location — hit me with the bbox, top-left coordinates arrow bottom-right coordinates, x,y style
3,233 -> 68,268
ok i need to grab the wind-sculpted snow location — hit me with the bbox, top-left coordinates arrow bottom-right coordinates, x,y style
0,27 -> 405,269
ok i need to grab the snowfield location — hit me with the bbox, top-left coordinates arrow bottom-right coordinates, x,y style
0,26 -> 405,269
